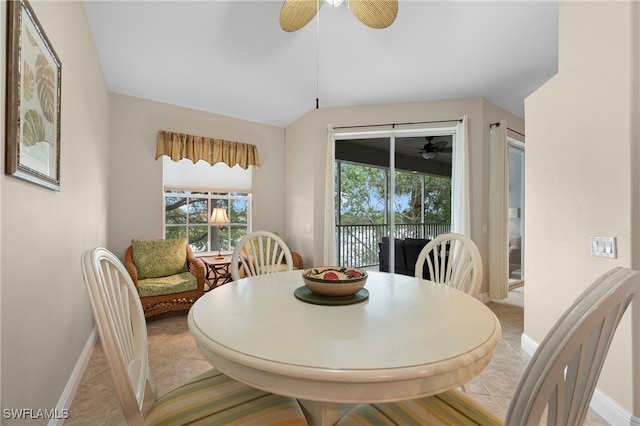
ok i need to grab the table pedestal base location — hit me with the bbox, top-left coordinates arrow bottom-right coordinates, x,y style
298,400 -> 356,426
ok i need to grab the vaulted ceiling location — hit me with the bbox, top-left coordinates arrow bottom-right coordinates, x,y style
84,0 -> 558,128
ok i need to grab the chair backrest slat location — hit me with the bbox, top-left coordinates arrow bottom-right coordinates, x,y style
82,248 -> 157,425
415,233 -> 483,297
231,231 -> 294,281
506,267 -> 639,426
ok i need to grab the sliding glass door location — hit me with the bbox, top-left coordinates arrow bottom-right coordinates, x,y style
335,160 -> 389,268
334,130 -> 454,273
508,141 -> 524,286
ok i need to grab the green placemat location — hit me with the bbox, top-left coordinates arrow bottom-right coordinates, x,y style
294,286 -> 369,306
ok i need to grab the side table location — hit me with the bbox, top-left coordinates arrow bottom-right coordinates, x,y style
200,255 -> 233,290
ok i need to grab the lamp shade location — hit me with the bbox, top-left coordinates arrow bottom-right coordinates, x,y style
210,208 -> 230,225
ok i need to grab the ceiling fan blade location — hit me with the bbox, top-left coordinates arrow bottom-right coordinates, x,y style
440,147 -> 453,153
348,0 -> 398,29
280,0 -> 323,32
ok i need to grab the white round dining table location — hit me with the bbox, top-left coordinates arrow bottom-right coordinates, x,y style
188,270 -> 501,425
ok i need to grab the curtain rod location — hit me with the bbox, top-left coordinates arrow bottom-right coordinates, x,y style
333,118 -> 463,131
490,122 -> 525,138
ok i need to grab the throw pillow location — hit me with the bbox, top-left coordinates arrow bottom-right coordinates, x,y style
132,238 -> 188,280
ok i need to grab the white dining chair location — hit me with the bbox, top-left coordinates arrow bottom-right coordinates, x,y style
81,247 -> 307,426
231,230 -> 294,281
337,267 -> 640,426
414,233 -> 483,394
414,232 -> 483,298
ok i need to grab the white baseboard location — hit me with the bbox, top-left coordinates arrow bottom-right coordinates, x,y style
521,333 -> 637,426
50,326 -> 98,426
520,332 -> 538,356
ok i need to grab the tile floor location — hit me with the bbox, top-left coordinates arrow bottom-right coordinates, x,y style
67,287 -> 609,425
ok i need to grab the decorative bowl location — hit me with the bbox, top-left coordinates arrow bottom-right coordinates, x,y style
302,266 -> 368,297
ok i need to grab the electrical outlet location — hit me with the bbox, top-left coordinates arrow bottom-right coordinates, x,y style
591,236 -> 617,259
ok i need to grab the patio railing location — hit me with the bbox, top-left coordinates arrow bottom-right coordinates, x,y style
336,223 -> 451,268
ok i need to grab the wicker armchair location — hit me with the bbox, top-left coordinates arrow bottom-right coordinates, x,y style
124,238 -> 206,319
291,252 -> 304,270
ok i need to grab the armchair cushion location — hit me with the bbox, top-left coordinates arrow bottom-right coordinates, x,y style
137,271 -> 198,297
132,238 -> 188,279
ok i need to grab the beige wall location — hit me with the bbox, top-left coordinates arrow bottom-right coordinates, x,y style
284,98 -> 524,295
107,94 -> 287,259
0,0 -> 110,417
525,0 -> 638,416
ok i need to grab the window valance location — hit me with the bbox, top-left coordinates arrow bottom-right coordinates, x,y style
155,130 -> 260,170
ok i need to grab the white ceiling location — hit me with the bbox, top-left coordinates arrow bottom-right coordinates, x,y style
83,0 -> 558,128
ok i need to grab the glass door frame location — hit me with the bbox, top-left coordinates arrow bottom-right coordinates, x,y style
507,138 -> 525,287
334,126 -> 457,273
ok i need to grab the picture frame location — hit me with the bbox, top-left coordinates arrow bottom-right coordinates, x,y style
6,0 -> 62,191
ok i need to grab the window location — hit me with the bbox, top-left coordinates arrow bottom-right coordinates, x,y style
162,157 -> 253,254
164,191 -> 251,253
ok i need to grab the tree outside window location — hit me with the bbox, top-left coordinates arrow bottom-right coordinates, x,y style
336,161 -> 451,267
164,190 -> 251,253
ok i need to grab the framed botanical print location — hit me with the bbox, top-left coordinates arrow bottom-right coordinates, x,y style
6,0 -> 62,191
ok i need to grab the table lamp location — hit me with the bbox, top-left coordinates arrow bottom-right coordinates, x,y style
210,208 -> 230,259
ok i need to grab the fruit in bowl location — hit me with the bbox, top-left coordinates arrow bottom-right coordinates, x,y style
302,266 -> 368,297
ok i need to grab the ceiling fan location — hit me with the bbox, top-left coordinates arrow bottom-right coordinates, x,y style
279,0 -> 398,32
417,137 -> 452,160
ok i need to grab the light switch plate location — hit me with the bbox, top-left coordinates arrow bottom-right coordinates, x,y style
591,236 -> 617,259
